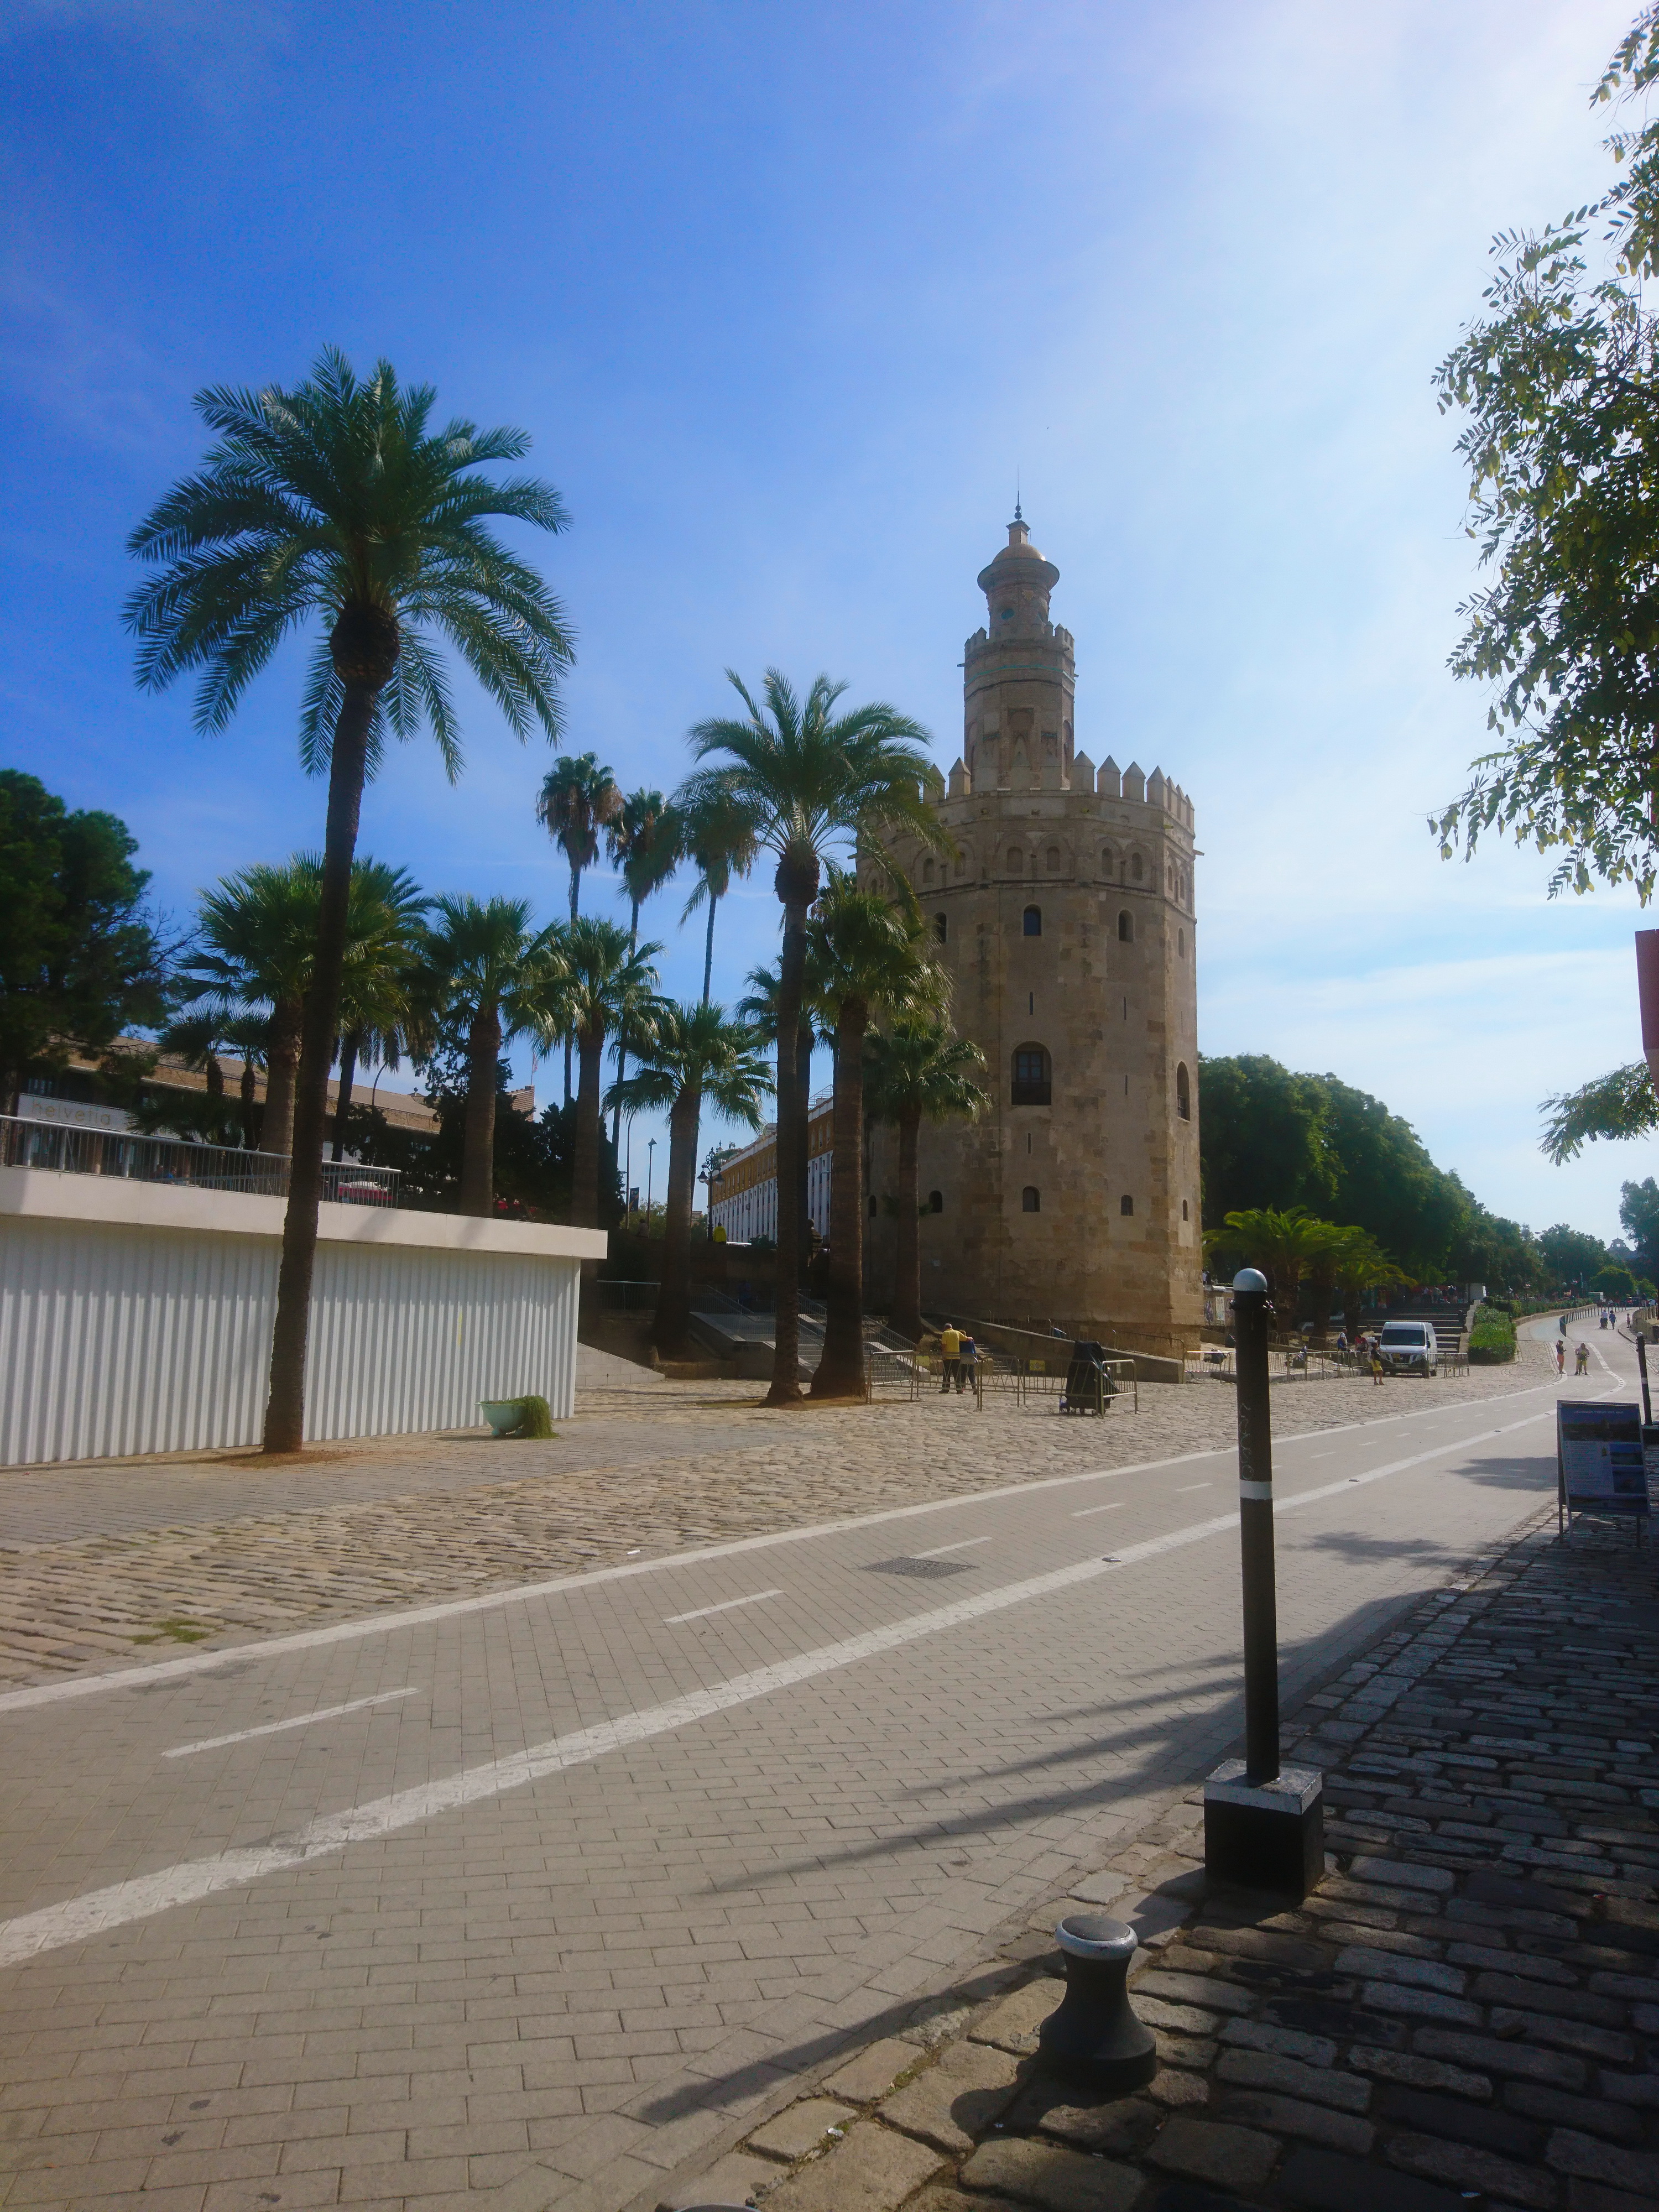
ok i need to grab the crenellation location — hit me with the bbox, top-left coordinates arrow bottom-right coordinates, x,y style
1098,756 -> 1121,798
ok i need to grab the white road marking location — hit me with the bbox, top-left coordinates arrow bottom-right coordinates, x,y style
163,1688 -> 419,1759
0,1399 -> 1578,1969
1176,1483 -> 1212,1493
663,1590 -> 784,1625
1071,1501 -> 1125,1519
914,1536 -> 993,1557
0,1376 -> 1572,1718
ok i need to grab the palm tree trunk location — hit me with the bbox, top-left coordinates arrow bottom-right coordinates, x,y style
205,1052 -> 225,1100
330,1030 -> 359,1164
651,1080 -> 701,1357
564,860 -> 580,1108
611,897 -> 641,1150
459,1003 -> 501,1218
573,1022 -> 603,1230
262,998 -> 304,1160
891,1106 -> 923,1340
768,889 -> 812,1406
240,1057 -> 258,1149
262,683 -> 376,1453
811,999 -> 869,1397
795,1024 -> 812,1284
701,892 -> 718,1006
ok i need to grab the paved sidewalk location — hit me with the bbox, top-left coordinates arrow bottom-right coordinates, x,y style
0,1350 -> 1556,1689
667,1504 -> 1659,2212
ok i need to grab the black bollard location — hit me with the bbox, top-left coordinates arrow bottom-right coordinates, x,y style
1203,1268 -> 1324,1901
1036,1914 -> 1157,2093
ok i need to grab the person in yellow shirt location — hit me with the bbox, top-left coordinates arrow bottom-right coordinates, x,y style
938,1324 -> 962,1395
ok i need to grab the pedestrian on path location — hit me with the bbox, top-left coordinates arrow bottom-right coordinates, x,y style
938,1323 -> 961,1396
1575,1339 -> 1590,1375
1555,1339 -> 1567,1375
1369,1344 -> 1385,1385
957,1333 -> 977,1396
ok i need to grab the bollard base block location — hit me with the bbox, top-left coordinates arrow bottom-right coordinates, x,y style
1203,1761 -> 1323,1902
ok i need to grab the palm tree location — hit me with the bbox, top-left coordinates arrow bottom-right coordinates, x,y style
681,671 -> 942,1404
536,917 -> 662,1231
677,780 -> 759,1005
609,1004 -> 770,1357
605,789 -> 682,1147
1211,1207 -> 1334,1320
125,349 -> 573,1452
804,870 -> 945,1396
864,1016 -> 989,1341
735,958 -> 818,1277
173,859 -> 321,1159
1327,1227 -> 1411,1344
422,895 -> 557,1217
331,862 -> 430,1162
536,752 -> 622,1108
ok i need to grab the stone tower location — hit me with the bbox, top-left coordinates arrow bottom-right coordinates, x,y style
863,514 -> 1204,1358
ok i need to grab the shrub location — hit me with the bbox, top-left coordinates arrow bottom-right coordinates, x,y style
500,1394 -> 555,1438
1468,1305 -> 1517,1364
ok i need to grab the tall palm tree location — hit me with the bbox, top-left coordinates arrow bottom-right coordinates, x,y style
605,789 -> 682,1147
173,859 -> 321,1159
681,671 -> 942,1404
536,752 -> 622,1108
125,349 -> 573,1452
804,870 -> 945,1396
609,1004 -> 770,1357
1212,1207 -> 1334,1319
677,780 -> 759,1005
422,895 -> 557,1217
1326,1227 -> 1411,1344
536,917 -> 662,1232
331,862 -> 430,1162
736,958 -> 818,1275
864,1016 -> 989,1341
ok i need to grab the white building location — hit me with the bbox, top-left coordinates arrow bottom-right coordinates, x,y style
708,1094 -> 834,1245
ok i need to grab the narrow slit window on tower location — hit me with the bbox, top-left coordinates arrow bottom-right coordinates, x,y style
1118,910 -> 1134,943
1178,927 -> 1186,956
868,1194 -> 877,1216
1177,1063 -> 1192,1121
1182,1199 -> 1190,1221
1021,1186 -> 1040,1213
1120,1194 -> 1134,1217
1046,844 -> 1062,873
1012,1044 -> 1051,1106
1028,991 -> 1034,1015
934,912 -> 947,943
922,858 -> 935,885
1008,847 -> 1024,874
1023,904 -> 1042,936
1100,848 -> 1114,878
1131,852 -> 1144,883
927,1190 -> 943,1214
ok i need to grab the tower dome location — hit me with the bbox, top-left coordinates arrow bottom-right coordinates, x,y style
977,513 -> 1060,635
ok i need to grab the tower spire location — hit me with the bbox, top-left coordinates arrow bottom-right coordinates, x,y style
1014,469 -> 1022,525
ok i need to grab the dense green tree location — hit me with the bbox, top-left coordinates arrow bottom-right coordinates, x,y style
1432,8 -> 1659,899
0,770 -> 166,1115
681,670 -> 941,1404
1541,1061 -> 1657,1160
864,1016 -> 989,1341
1620,1176 -> 1659,1276
1197,1056 -> 1337,1224
609,1003 -> 770,1357
1593,1260 -> 1644,1302
1539,1222 -> 1611,1288
126,348 -> 573,1452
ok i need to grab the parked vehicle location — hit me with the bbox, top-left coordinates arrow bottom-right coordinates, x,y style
1378,1321 -> 1439,1376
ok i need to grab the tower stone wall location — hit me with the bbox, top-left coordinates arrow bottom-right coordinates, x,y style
862,517 -> 1204,1358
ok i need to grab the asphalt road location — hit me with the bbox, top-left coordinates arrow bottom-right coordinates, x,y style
0,1318 -> 1632,2212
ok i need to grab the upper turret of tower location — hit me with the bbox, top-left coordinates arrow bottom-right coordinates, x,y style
976,509 -> 1060,637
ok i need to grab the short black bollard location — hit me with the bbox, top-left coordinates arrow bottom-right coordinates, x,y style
1036,1914 -> 1157,2093
1203,1267 -> 1323,1901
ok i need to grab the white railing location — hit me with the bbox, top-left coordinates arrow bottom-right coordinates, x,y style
1,1115 -> 400,1207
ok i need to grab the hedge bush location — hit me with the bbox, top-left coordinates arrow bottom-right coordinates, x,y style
498,1394 -> 555,1438
1468,1305 -> 1517,1364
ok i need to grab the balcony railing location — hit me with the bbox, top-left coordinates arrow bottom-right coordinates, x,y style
1,1115 -> 401,1207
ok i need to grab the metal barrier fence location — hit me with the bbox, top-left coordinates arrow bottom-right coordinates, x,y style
1,1115 -> 400,1206
1185,1340 -> 1468,1384
901,1349 -> 1138,1413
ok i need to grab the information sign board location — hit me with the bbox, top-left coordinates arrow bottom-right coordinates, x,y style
1557,1402 -> 1651,1525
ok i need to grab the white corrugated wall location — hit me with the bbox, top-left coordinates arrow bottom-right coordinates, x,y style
0,1216 -> 580,1466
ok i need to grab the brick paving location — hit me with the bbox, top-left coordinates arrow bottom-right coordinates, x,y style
675,1503 -> 1659,2212
0,1350 -> 1556,1690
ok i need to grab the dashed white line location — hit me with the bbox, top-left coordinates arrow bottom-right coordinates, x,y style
914,1536 -> 993,1558
1071,1501 -> 1126,1519
1175,1483 -> 1212,1493
163,1688 -> 419,1759
664,1589 -> 784,1625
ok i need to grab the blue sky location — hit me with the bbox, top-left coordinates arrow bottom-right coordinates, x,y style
1,0 -> 1648,1237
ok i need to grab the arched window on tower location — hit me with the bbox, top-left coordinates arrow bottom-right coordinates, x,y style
1021,1186 -> 1041,1213
1046,844 -> 1062,873
927,1189 -> 943,1214
1007,846 -> 1024,874
1131,852 -> 1144,883
933,912 -> 947,944
1177,1063 -> 1192,1121
1022,905 -> 1042,937
922,858 -> 935,886
1099,848 -> 1115,879
1012,1044 -> 1052,1106
1118,910 -> 1134,943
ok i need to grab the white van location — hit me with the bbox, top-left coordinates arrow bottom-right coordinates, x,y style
1378,1321 -> 1439,1376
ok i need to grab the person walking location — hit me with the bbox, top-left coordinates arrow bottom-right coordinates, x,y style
957,1332 -> 977,1397
1555,1339 -> 1567,1376
1370,1342 -> 1385,1386
938,1322 -> 962,1396
1574,1340 -> 1590,1376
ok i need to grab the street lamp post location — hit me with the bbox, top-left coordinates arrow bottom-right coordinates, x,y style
645,1137 -> 656,1232
1202,1268 -> 1324,1900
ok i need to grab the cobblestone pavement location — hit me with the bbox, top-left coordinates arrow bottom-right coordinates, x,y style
679,1475 -> 1659,2209
0,1343 -> 1561,1690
